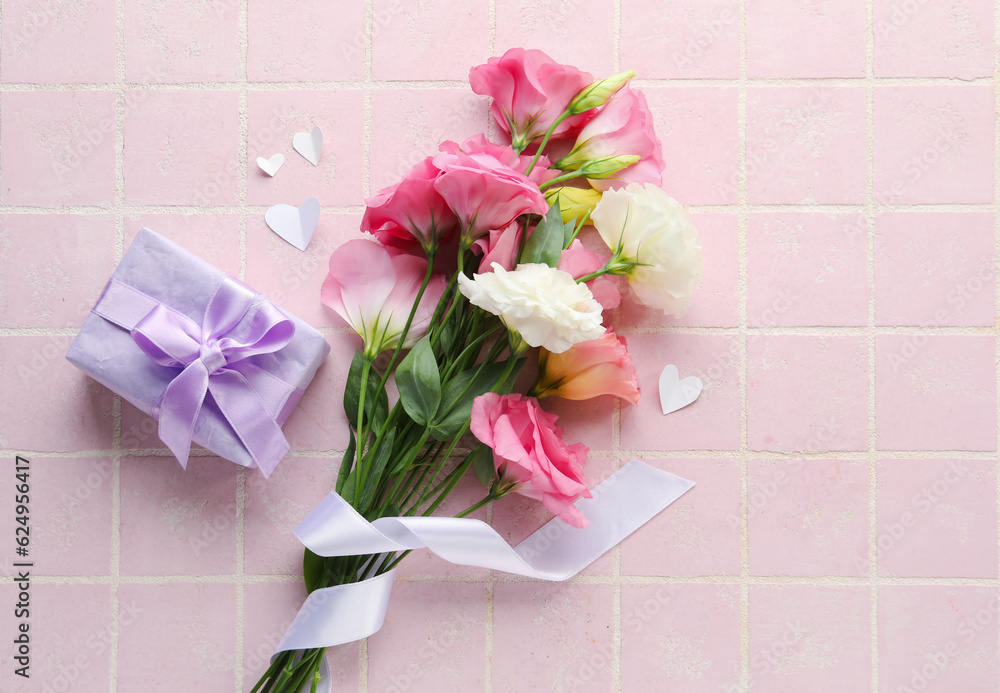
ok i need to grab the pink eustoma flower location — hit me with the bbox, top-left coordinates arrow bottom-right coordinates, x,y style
432,140 -> 547,245
472,221 -> 522,273
532,328 -> 640,405
442,134 -> 558,188
469,48 -> 594,150
471,393 -> 592,528
361,158 -> 458,254
321,239 -> 446,357
559,86 -> 665,192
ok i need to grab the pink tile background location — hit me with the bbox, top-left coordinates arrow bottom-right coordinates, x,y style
0,2 -> 997,691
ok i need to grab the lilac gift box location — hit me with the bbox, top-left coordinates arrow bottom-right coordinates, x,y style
66,228 -> 330,476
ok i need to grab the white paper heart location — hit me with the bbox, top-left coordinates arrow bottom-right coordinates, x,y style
264,197 -> 321,251
292,125 -> 323,166
658,364 -> 703,415
256,153 -> 284,177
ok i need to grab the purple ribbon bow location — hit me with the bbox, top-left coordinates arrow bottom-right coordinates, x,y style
124,277 -> 295,477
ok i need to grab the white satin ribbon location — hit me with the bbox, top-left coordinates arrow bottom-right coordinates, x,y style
272,459 -> 694,692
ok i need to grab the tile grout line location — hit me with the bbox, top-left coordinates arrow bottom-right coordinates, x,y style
360,1 -> 374,690
865,1 -> 878,690
109,0 -> 127,690
484,504 -> 494,693
487,0 -> 496,55
994,0 -> 1000,686
235,0 -> 250,690
27,573 -> 1000,587
737,0 -> 749,690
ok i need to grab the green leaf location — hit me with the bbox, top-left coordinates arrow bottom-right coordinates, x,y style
430,360 -> 514,440
472,444 -> 496,485
359,427 -> 396,512
395,337 -> 442,426
335,429 -> 357,496
340,470 -> 357,507
563,218 -> 578,248
520,204 -> 566,268
302,548 -> 325,594
343,350 -> 388,431
439,317 -> 458,356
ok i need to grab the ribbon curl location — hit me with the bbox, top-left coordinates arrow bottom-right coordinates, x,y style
272,460 -> 694,691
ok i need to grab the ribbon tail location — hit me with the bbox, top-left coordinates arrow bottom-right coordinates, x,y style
270,460 -> 694,687
295,460 -> 695,580
157,362 -> 210,469
208,370 -> 290,477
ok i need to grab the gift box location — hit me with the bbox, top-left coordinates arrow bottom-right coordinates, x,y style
66,228 -> 330,477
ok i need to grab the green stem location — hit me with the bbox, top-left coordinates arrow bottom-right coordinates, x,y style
525,110 -> 571,176
430,277 -> 464,349
575,268 -> 610,284
395,454 -> 436,510
538,169 -> 588,190
352,354 -> 372,506
440,319 -> 499,382
386,438 -> 443,507
250,653 -> 286,693
283,649 -> 324,693
374,428 -> 430,505
271,662 -> 298,691
412,444 -> 474,514
565,210 -> 591,248
455,489 -> 505,519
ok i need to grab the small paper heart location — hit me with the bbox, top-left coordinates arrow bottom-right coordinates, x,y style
658,364 -> 703,415
264,196 -> 321,251
292,125 -> 323,166
256,153 -> 284,177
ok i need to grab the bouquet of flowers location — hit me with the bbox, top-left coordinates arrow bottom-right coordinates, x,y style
251,47 -> 702,693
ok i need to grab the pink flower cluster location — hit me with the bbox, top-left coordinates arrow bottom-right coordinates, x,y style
323,47 -> 672,528
361,134 -> 549,255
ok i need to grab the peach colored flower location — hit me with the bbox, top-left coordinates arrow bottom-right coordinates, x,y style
532,328 -> 640,405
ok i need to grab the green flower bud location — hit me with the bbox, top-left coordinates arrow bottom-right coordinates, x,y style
567,71 -> 636,115
578,154 -> 641,179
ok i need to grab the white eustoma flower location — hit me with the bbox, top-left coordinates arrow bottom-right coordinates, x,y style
591,183 -> 702,317
458,263 -> 605,353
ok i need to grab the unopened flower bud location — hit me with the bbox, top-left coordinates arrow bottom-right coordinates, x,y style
545,187 -> 603,224
578,154 -> 641,179
567,71 -> 636,114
